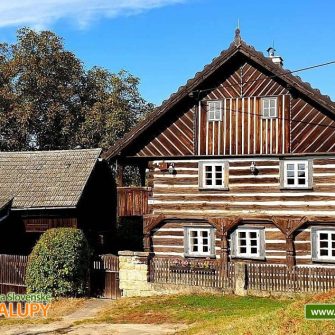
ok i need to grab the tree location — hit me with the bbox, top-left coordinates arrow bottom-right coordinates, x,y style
0,28 -> 152,151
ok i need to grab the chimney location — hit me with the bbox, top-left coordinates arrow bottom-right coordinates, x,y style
266,47 -> 283,67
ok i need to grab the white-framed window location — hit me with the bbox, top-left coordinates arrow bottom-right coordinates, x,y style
312,228 -> 335,262
282,160 -> 311,189
207,101 -> 222,121
184,227 -> 215,257
261,97 -> 277,118
231,228 -> 265,259
199,161 -> 228,189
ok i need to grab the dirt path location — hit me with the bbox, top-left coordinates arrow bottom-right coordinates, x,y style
0,299 -> 186,335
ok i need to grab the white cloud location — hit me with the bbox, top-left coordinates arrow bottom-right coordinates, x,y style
0,0 -> 185,29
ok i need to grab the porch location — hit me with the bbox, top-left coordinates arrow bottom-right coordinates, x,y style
117,187 -> 151,217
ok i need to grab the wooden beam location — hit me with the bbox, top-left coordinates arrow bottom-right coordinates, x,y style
116,160 -> 124,187
271,216 -> 310,237
143,214 -> 166,234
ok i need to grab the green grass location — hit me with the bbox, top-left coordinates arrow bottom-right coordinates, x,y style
77,291 -> 335,335
76,294 -> 291,331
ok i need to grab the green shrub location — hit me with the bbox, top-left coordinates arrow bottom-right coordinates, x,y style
26,228 -> 91,297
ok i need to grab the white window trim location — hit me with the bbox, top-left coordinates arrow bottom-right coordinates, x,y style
207,100 -> 222,121
261,97 -> 277,119
185,227 -> 213,257
283,160 -> 310,189
199,162 -> 227,189
235,228 -> 261,258
312,228 -> 335,262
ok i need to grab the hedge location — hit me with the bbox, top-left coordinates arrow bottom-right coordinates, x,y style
26,228 -> 91,297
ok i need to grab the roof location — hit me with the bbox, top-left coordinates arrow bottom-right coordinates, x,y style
0,198 -> 12,210
103,30 -> 335,160
0,149 -> 101,209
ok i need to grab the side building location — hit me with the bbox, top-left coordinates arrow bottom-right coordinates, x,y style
104,30 -> 335,269
0,148 -> 116,254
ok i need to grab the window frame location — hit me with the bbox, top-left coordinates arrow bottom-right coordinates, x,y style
261,97 -> 278,119
311,227 -> 335,263
280,159 -> 313,189
207,100 -> 222,122
184,227 -> 216,258
198,161 -> 228,190
231,227 -> 265,260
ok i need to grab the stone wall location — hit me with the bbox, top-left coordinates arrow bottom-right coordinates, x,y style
118,251 -> 152,297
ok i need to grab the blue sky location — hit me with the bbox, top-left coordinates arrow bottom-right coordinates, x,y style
0,0 -> 334,105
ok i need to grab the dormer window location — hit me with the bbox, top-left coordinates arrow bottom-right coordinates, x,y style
261,97 -> 277,118
207,101 -> 222,121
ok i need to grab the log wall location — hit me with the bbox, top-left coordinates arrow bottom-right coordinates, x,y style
147,157 -> 335,265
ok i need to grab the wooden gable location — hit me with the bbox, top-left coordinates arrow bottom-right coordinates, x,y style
104,32 -> 335,160
197,60 -> 290,155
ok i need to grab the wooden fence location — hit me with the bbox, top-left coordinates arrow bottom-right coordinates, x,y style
91,254 -> 121,299
149,257 -> 235,289
149,257 -> 335,294
0,254 -> 28,294
247,263 -> 335,293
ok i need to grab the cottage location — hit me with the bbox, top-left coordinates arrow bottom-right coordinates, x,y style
104,30 -> 335,270
0,148 -> 115,254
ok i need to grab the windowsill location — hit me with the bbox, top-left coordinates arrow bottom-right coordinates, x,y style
207,119 -> 222,122
199,187 -> 229,191
280,187 -> 313,191
312,258 -> 335,264
184,254 -> 216,259
231,255 -> 266,261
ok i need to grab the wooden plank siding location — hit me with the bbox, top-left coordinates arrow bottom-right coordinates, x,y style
291,98 -> 335,153
117,187 -> 150,217
126,61 -> 335,158
24,217 -> 77,232
198,95 -> 290,155
135,109 -> 194,157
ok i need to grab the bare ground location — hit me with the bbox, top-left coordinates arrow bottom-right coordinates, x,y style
0,299 -> 186,335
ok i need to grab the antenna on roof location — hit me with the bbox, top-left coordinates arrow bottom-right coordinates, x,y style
234,20 -> 241,46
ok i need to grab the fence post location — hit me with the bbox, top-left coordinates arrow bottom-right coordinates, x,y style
118,251 -> 152,297
234,262 -> 247,296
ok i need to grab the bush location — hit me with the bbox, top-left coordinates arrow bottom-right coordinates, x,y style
26,228 -> 91,297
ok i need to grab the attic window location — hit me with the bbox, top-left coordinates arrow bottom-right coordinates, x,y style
261,97 -> 277,118
207,101 -> 222,121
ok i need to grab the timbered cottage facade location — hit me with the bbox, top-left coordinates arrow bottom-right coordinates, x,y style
105,30 -> 335,269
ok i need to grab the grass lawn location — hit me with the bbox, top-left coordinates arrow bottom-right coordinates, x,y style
78,291 -> 335,335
